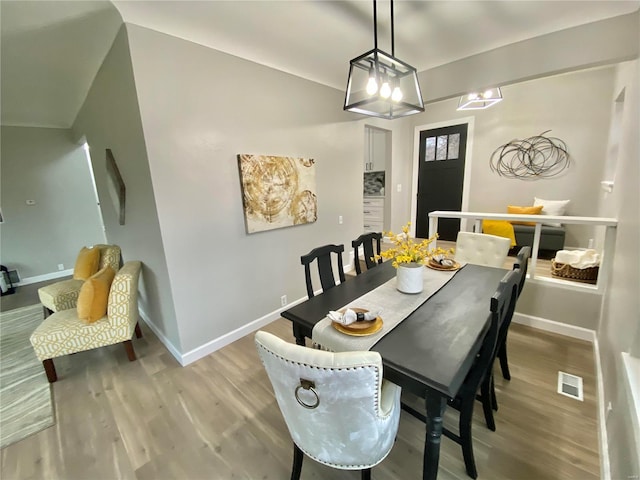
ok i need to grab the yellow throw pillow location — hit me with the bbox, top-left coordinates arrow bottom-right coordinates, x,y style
507,205 -> 543,226
482,220 -> 517,247
77,266 -> 116,323
73,246 -> 101,280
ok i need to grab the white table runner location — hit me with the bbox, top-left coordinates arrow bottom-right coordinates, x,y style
312,265 -> 462,352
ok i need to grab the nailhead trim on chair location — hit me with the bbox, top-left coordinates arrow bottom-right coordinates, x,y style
256,343 -> 391,469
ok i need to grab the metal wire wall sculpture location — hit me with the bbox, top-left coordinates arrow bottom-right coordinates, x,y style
490,130 -> 570,180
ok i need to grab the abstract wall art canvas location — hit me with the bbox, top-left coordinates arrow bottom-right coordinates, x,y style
237,154 -> 317,234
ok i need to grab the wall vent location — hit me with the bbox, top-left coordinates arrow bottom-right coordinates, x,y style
557,371 -> 583,401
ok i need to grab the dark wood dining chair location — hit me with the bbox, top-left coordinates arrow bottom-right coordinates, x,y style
352,232 -> 383,275
300,244 -> 346,299
497,246 -> 531,381
401,269 -> 519,479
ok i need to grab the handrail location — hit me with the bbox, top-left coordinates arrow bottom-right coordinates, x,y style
427,211 -> 618,292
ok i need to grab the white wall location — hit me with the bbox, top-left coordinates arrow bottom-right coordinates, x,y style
72,26 -> 179,350
0,126 -> 104,280
400,66 -> 615,250
596,59 -> 640,480
125,24 -> 370,354
419,11 -> 639,104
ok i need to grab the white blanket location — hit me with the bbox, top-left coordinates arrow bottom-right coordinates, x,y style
312,265 -> 461,353
555,249 -> 600,268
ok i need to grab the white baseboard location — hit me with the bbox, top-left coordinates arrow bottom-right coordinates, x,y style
512,312 -> 596,342
17,269 -> 74,286
180,294 -> 309,366
621,352 -> 640,477
138,307 -> 184,365
595,337 -> 611,480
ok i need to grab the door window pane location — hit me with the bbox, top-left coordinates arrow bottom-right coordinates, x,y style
425,137 -> 436,161
447,133 -> 460,159
436,135 -> 448,160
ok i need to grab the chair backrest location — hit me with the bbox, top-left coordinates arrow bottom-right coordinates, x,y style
454,232 -> 511,268
254,330 -> 401,470
300,244 -> 346,298
94,244 -> 122,272
513,246 -> 531,298
495,268 -> 520,351
352,232 -> 383,275
458,269 -> 519,398
107,261 -> 141,335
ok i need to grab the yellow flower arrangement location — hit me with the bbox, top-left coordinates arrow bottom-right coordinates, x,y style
374,222 -> 453,268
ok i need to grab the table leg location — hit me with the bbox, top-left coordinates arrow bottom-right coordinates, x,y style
423,393 -> 447,480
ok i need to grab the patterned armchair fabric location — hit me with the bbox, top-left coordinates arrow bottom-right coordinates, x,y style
30,261 -> 141,362
95,244 -> 122,271
38,244 -> 121,314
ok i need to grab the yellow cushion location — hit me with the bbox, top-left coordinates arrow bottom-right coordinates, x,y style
73,247 -> 101,280
77,266 -> 116,323
507,205 -> 543,226
482,220 -> 516,247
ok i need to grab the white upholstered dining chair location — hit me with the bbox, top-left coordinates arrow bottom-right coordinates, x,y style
454,232 -> 511,268
254,330 -> 401,480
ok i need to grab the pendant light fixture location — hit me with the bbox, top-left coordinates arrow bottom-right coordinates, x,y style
457,88 -> 503,110
344,0 -> 424,119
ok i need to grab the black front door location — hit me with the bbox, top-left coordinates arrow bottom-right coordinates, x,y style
415,123 -> 468,241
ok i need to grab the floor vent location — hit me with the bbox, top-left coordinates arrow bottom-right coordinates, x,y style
557,371 -> 583,401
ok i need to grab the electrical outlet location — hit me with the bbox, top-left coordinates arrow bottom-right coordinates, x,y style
280,295 -> 287,307
339,215 -> 343,224
57,263 -> 64,271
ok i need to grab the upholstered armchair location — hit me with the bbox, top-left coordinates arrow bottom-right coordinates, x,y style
38,244 -> 121,317
30,261 -> 142,383
255,330 -> 401,480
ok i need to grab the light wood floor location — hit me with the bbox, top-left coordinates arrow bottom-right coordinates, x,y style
1,309 -> 599,479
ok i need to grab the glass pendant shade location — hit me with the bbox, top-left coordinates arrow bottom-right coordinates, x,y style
344,48 -> 424,119
457,87 -> 503,110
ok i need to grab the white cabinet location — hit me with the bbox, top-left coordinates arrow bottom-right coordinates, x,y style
365,127 -> 388,172
363,197 -> 384,232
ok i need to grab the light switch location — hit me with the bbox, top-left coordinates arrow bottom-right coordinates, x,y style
396,184 -> 402,193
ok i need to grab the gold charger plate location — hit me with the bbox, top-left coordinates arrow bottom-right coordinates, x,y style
332,308 -> 383,336
426,259 -> 461,271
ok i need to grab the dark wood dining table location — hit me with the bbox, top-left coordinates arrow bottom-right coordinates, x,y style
281,260 -> 508,480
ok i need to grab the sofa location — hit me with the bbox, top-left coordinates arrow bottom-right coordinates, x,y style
512,224 -> 565,252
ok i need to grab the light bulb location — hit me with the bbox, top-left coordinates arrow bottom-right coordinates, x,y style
380,81 -> 391,99
468,92 -> 479,100
391,86 -> 403,102
366,77 -> 378,95
483,89 -> 494,98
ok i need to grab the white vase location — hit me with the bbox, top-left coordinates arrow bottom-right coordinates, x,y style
396,263 -> 424,294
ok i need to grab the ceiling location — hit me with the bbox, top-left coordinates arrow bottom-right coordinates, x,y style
1,0 -> 638,128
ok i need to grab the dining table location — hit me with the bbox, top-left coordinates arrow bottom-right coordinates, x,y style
280,259 -> 508,480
